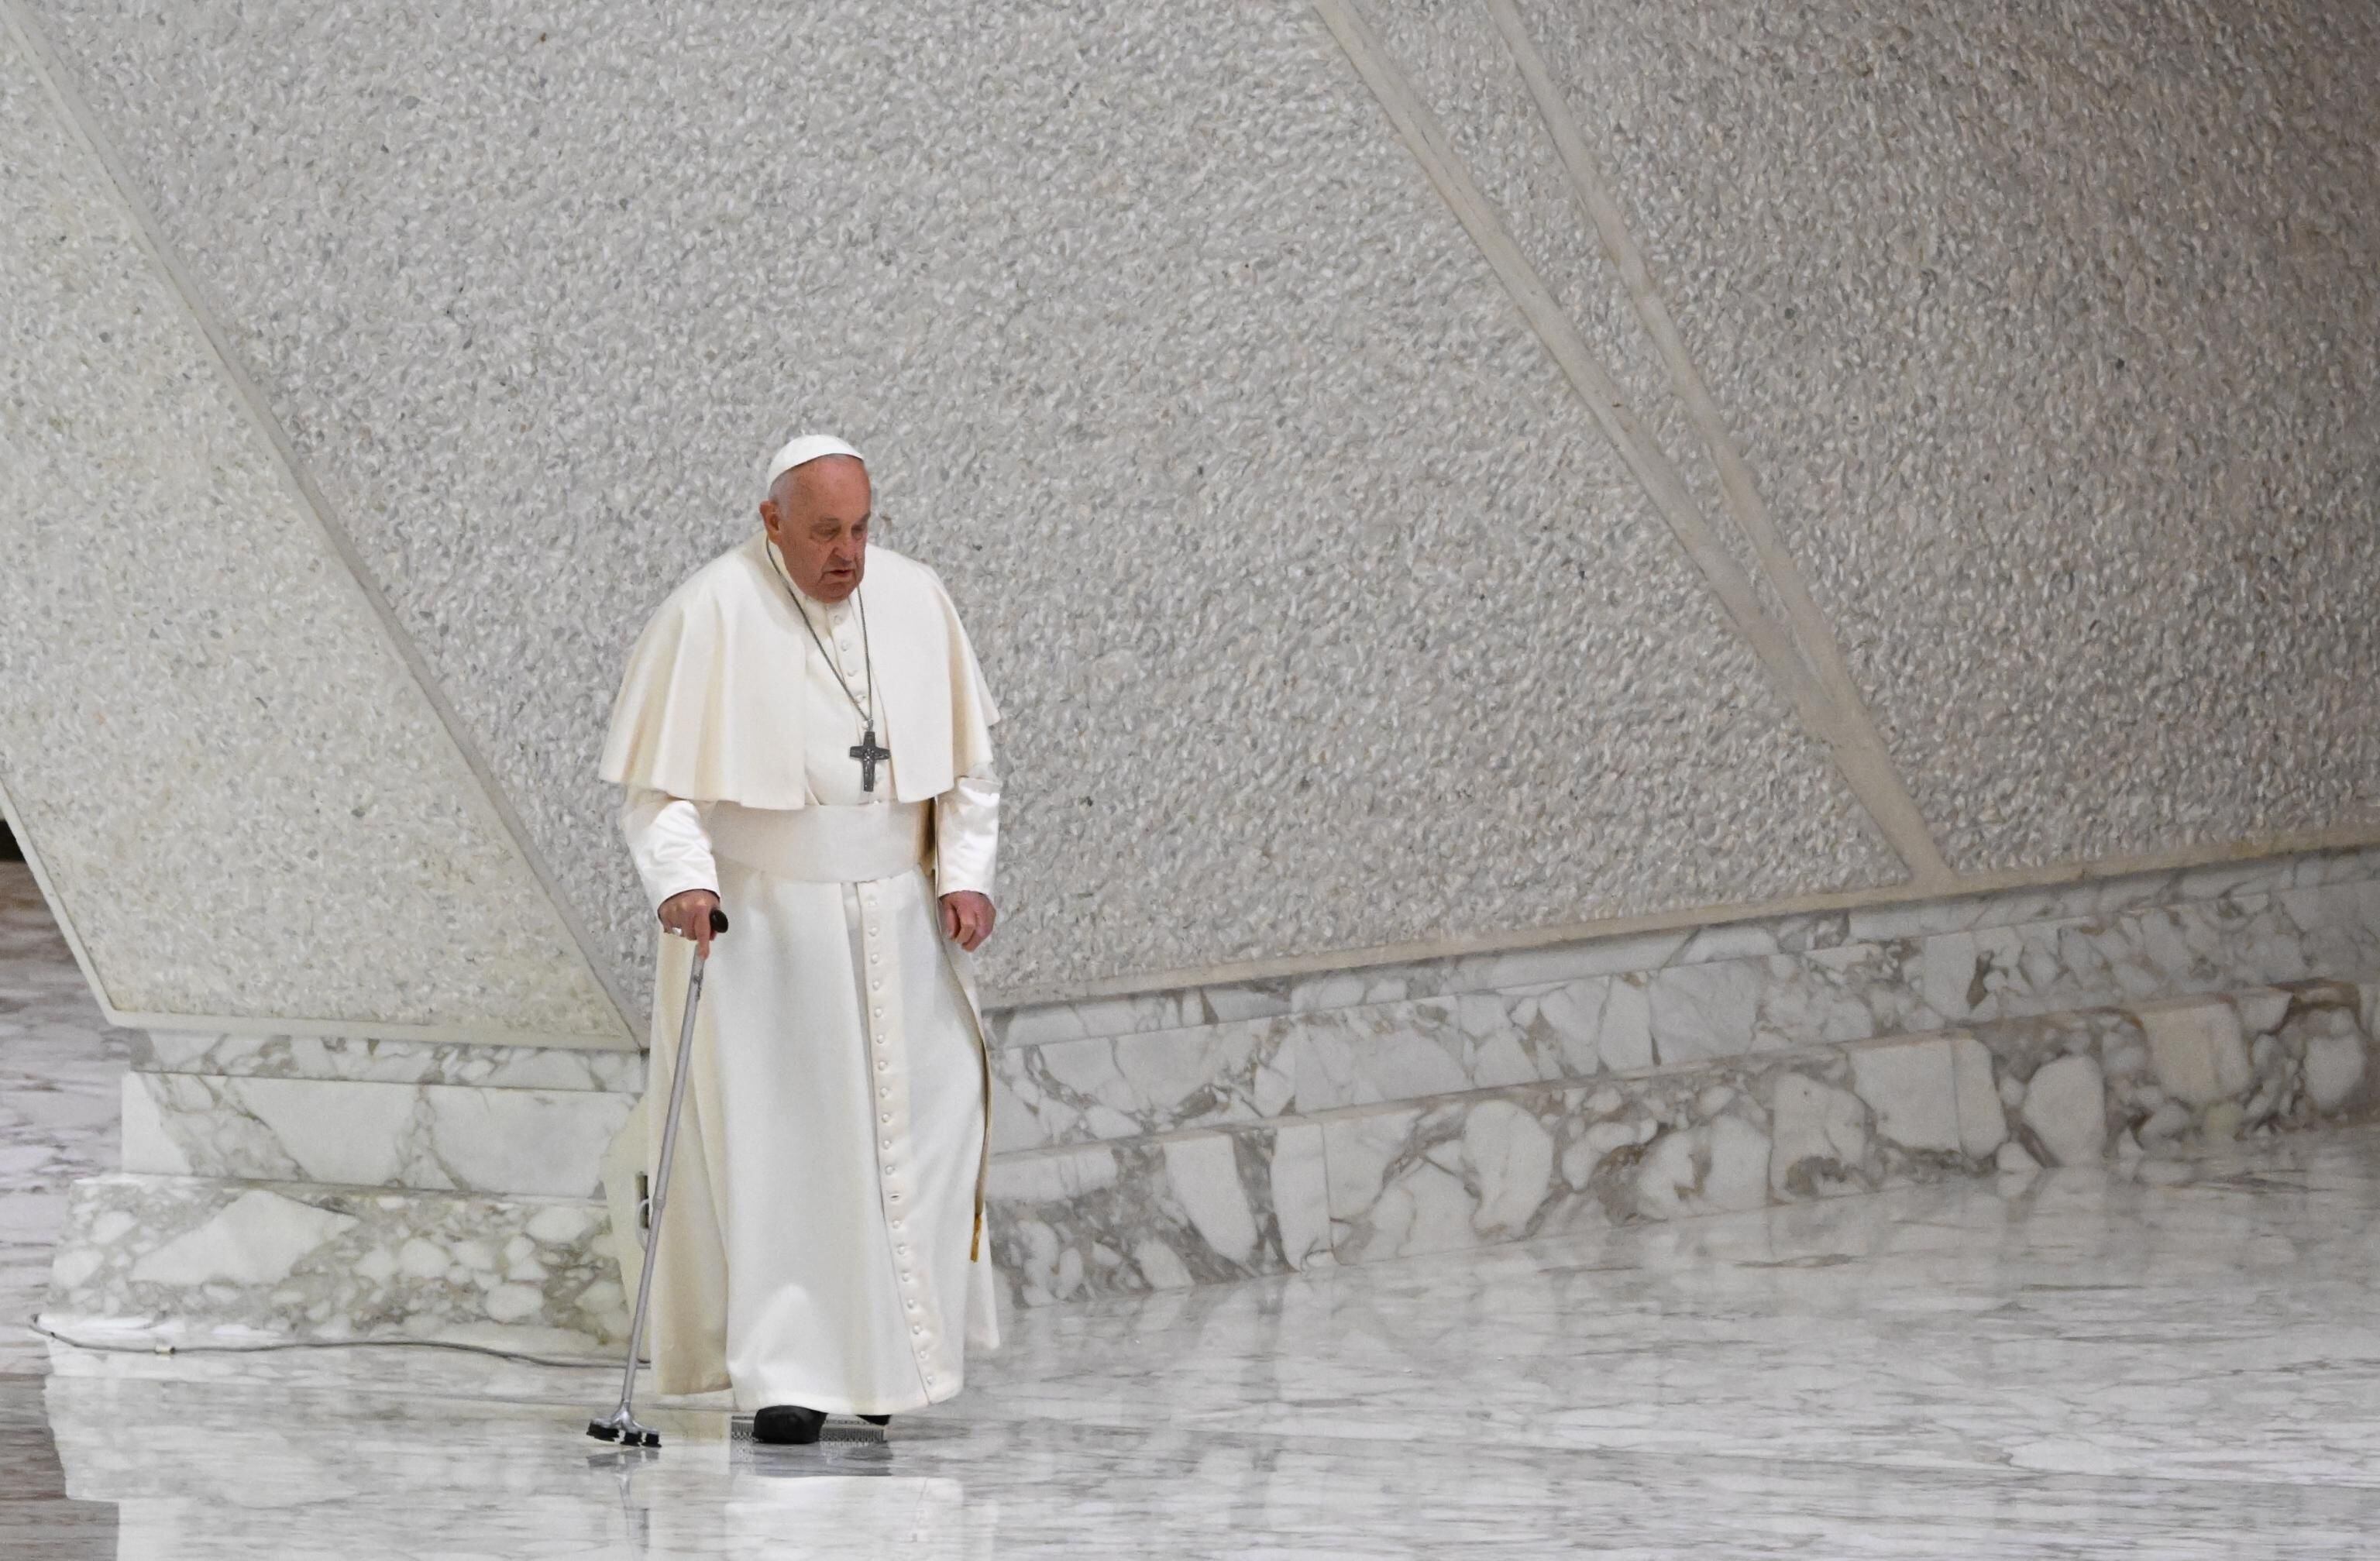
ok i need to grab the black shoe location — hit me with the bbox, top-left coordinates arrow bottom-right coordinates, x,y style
859,1414 -> 891,1427
752,1405 -> 827,1446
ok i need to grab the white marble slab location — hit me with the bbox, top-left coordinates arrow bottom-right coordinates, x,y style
982,869 -> 2380,1153
987,1013 -> 1298,1154
1001,979 -> 2380,1301
27,982 -> 2380,1346
989,1121 -> 1331,1307
26,845 -> 2380,1347
40,1173 -> 626,1355
985,842 -> 2380,1053
131,1029 -> 644,1092
119,1071 -> 631,1198
0,861 -> 129,1374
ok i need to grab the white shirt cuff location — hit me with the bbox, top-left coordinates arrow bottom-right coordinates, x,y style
620,789 -> 719,914
934,775 -> 999,902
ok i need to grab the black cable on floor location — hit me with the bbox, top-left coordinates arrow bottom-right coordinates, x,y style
24,1319 -> 616,1371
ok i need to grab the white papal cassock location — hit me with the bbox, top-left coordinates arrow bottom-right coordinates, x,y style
599,533 -> 1001,1416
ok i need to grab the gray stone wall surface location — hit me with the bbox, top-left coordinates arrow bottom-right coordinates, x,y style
23,0 -> 1908,1011
9,0 -> 2377,1026
0,15 -> 624,1039
1511,0 -> 2380,872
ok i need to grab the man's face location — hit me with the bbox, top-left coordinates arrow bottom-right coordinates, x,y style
760,456 -> 872,603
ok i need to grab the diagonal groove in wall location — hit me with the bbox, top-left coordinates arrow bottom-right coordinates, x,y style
1485,0 -> 1950,888
1311,0 -> 1952,887
2,0 -> 639,1043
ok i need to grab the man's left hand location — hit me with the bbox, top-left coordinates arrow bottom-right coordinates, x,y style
939,891 -> 996,952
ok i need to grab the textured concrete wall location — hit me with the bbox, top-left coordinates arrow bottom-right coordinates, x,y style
0,14 -> 625,1040
9,0 -> 2378,1022
1500,0 -> 2380,872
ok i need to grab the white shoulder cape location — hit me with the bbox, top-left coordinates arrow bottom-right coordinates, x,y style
599,535 -> 998,808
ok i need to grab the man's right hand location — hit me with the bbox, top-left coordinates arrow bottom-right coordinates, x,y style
659,889 -> 724,954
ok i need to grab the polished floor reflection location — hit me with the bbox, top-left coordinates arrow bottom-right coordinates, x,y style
7,1126 -> 2380,1557
11,850 -> 2380,1557
0,864 -> 126,1378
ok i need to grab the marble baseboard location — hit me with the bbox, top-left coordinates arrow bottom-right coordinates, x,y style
39,1174 -> 627,1354
130,1030 -> 644,1092
992,844 -> 2380,1047
119,1071 -> 632,1198
105,844 -> 2380,1181
45,883 -> 2380,1352
997,978 -> 2380,1302
989,1121 -> 1333,1307
48,978 -> 2379,1341
984,846 -> 2380,1155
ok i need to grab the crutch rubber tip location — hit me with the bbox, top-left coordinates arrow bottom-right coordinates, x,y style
587,1421 -> 618,1442
631,1429 -> 660,1448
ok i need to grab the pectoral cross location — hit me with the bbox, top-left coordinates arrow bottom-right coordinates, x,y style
850,727 -> 891,793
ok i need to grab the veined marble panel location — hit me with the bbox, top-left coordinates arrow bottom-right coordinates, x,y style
41,1173 -> 626,1353
987,1122 -> 1332,1308
0,863 -> 128,1374
1006,979 -> 2380,1302
981,847 -> 2380,1153
988,844 -> 2380,1050
989,980 -> 1298,1053
1319,1046 -> 1983,1269
1848,846 -> 2380,940
45,978 -> 2380,1328
1319,985 -> 2380,1274
141,834 -> 2380,1178
987,1013 -> 1299,1157
1975,980 -> 2380,1167
130,1030 -> 643,1092
119,1073 -> 631,1198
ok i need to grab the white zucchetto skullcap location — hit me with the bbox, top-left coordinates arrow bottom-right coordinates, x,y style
765,433 -> 865,487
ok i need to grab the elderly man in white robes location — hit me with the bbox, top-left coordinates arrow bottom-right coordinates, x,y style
600,434 -> 1003,1446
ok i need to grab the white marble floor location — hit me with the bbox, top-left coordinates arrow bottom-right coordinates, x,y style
12,866 -> 2380,1556
13,1134 -> 2380,1556
0,861 -> 129,1376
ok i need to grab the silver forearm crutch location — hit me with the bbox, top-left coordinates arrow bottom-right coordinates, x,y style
589,904 -> 728,1449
